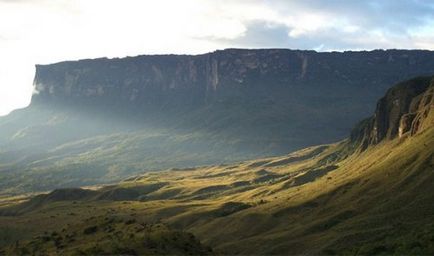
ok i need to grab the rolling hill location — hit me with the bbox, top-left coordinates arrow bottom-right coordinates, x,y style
1,76 -> 433,255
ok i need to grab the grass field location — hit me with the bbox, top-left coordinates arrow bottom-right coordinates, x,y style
1,123 -> 433,254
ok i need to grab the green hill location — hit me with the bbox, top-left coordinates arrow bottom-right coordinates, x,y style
0,76 -> 433,255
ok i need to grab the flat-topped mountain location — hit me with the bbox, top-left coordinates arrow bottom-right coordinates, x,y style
31,48 -> 434,149
1,49 -> 434,195
34,49 -> 434,111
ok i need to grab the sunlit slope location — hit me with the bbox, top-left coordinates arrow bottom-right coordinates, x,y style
0,103 -> 288,195
0,76 -> 433,255
1,126 -> 432,254
184,126 -> 434,254
0,100 -> 333,196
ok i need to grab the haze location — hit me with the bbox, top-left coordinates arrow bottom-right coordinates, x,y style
1,0 -> 434,116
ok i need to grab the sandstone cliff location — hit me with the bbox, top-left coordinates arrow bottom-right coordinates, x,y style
30,49 -> 434,149
1,49 -> 434,194
350,76 -> 434,150
33,49 -> 434,109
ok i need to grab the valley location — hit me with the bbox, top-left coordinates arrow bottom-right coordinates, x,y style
2,1 -> 434,255
1,49 -> 434,196
1,76 -> 433,255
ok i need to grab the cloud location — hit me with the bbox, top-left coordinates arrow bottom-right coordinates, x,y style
0,0 -> 434,115
207,0 -> 434,51
269,0 -> 434,31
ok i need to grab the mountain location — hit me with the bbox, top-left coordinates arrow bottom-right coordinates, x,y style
1,49 -> 434,195
350,76 -> 434,148
1,76 -> 433,255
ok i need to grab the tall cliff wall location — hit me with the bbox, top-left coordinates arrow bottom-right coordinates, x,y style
29,48 -> 434,155
350,76 -> 434,150
32,49 -> 434,110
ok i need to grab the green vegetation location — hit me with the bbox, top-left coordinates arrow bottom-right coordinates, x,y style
0,122 -> 433,254
2,215 -> 212,255
0,76 -> 433,255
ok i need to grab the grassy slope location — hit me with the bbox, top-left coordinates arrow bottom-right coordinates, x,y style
3,218 -> 212,255
1,124 -> 433,254
0,100 -> 328,196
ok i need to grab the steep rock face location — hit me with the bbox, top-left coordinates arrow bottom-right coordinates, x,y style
401,82 -> 434,136
33,49 -> 434,109
350,76 -> 434,149
30,49 -> 434,150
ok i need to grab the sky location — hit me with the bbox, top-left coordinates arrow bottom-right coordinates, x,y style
1,0 -> 434,116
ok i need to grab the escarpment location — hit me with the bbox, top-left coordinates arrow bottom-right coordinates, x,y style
350,76 -> 434,150
33,49 -> 434,110
400,82 -> 434,136
2,49 -> 434,195
30,49 -> 434,146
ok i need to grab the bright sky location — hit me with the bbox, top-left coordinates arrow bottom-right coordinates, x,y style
1,0 -> 434,116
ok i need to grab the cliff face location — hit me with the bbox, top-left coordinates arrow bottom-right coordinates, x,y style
350,76 -> 434,149
27,48 -> 434,159
33,49 -> 434,110
2,49 -> 434,194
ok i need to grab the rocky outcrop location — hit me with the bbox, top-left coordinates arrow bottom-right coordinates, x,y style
401,82 -> 434,136
350,76 -> 434,149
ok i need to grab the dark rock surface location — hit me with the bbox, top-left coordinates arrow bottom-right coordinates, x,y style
34,49 -> 434,110
350,76 -> 434,149
32,48 -> 434,147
